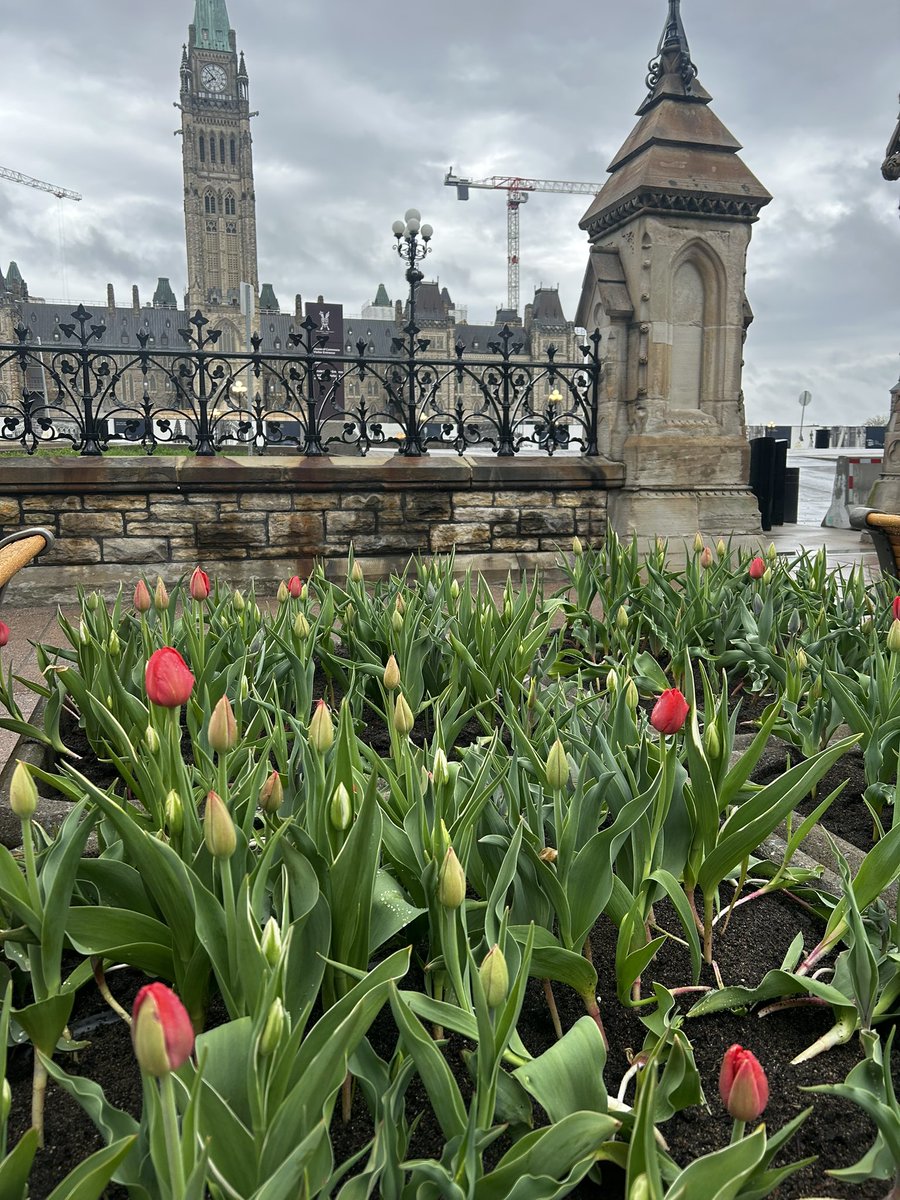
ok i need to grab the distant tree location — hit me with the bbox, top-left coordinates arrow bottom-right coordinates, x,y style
863,414 -> 889,426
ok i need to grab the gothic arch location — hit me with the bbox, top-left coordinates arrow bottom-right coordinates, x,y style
668,240 -> 726,410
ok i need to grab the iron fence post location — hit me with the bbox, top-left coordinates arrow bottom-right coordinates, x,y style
585,330 -> 602,457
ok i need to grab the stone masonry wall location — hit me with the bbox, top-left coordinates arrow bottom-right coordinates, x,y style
0,454 -> 623,603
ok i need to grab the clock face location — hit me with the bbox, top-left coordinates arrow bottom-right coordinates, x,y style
200,64 -> 227,92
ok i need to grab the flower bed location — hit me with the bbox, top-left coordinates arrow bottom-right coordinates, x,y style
2,536 -> 900,1200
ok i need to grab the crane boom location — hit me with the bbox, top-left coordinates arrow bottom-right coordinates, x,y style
445,169 -> 601,312
0,166 -> 82,201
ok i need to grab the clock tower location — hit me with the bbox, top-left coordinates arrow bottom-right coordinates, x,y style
179,0 -> 258,329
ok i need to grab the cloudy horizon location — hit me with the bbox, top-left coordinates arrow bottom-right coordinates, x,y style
0,0 -> 897,427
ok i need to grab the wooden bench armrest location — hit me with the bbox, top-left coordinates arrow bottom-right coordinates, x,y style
848,506 -> 900,578
0,528 -> 55,595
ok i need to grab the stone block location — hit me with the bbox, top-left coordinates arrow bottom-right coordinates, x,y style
102,537 -> 168,564
128,520 -> 195,537
342,492 -> 397,512
491,521 -> 519,537
327,510 -> 377,536
149,501 -> 220,522
60,512 -> 123,536
519,509 -> 575,535
494,537 -> 539,551
0,500 -> 22,522
431,523 -> 491,552
452,491 -> 496,507
23,495 -> 80,512
196,515 -> 266,553
352,532 -> 426,554
44,537 -> 102,565
90,494 -> 150,512
453,506 -> 519,525
268,512 -> 326,551
292,493 -> 340,511
553,490 -> 596,507
239,493 -> 292,511
404,493 -> 452,522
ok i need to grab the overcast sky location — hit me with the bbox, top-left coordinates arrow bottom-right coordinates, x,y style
0,0 -> 897,427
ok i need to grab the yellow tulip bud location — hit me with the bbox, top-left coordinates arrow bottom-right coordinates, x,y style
630,1174 -> 651,1200
203,790 -> 236,859
309,700 -> 334,753
393,691 -> 415,736
350,561 -> 364,584
277,581 -> 289,605
449,579 -> 460,601
144,725 -> 161,754
703,722 -> 720,762
767,542 -> 778,561
437,847 -> 466,909
615,605 -> 629,631
545,738 -> 568,790
716,539 -> 727,559
259,770 -> 283,814
888,619 -> 900,654
479,945 -> 509,1009
538,846 -> 558,864
383,654 -> 401,690
527,677 -> 537,710
9,760 -> 37,819
606,668 -> 620,694
392,609 -> 404,634
395,594 -> 406,616
432,747 -> 450,787
693,531 -> 704,554
108,631 -> 121,657
572,536 -> 583,557
154,577 -> 169,611
232,589 -> 245,612
293,611 -> 311,639
624,678 -> 639,710
794,648 -> 808,673
208,694 -> 237,754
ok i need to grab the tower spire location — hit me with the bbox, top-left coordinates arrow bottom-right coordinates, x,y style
643,0 -> 701,107
192,0 -> 232,52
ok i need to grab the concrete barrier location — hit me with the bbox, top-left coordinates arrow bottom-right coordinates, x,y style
822,456 -> 882,528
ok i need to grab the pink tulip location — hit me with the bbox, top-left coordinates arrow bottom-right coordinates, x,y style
145,647 -> 195,708
132,982 -> 194,1076
0,621 -> 9,648
748,556 -> 765,580
134,579 -> 152,613
189,566 -> 210,602
288,575 -> 302,600
719,1044 -> 768,1122
650,688 -> 689,735
892,596 -> 900,623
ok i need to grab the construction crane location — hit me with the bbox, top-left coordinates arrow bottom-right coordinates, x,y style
445,169 -> 601,313
0,166 -> 81,202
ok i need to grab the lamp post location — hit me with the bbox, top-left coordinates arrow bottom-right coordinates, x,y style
392,209 -> 433,456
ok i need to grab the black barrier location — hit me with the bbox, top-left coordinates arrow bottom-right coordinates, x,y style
782,467 -> 800,524
814,428 -> 831,449
770,439 -> 789,525
749,436 -> 777,531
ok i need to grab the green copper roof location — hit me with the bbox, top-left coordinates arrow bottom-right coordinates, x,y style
153,277 -> 178,309
6,261 -> 22,283
259,284 -> 280,313
373,283 -> 391,306
193,0 -> 231,52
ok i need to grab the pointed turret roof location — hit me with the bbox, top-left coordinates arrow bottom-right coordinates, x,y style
153,277 -> 178,309
259,283 -> 280,312
6,262 -> 23,284
580,0 -> 770,240
373,283 -> 391,307
193,0 -> 231,52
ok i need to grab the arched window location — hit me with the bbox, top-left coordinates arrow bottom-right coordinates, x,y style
224,193 -> 236,216
670,252 -> 721,411
210,136 -> 216,163
230,137 -> 236,165
204,191 -> 217,215
199,135 -> 206,163
219,136 -> 226,163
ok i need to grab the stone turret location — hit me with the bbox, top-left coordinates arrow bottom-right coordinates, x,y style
576,0 -> 771,539
259,283 -> 279,312
153,277 -> 178,309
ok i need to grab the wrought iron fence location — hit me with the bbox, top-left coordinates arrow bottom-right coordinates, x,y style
0,305 -> 604,458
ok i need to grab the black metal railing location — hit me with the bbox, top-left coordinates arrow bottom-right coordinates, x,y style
0,305 -> 604,458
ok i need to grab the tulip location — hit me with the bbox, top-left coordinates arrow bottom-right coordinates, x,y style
572,535 -> 583,557
164,790 -> 183,837
293,611 -> 310,639
767,541 -> 778,561
259,769 -> 283,814
287,575 -> 302,599
615,605 -> 629,631
699,545 -> 713,569
189,566 -> 210,602
203,790 -> 236,859
449,578 -> 460,601
893,596 -> 900,623
260,917 -> 282,968
748,556 -> 765,581
606,668 -> 620,694
258,998 -> 285,1057
133,579 -> 152,613
144,725 -> 161,754
383,654 -> 401,691
330,782 -> 353,831
108,630 -> 121,658
788,609 -> 802,636
276,581 -> 290,604
391,609 -> 404,634
393,692 -> 415,736
538,846 -> 558,864
232,589 -> 245,613
624,678 -> 639,710
10,760 -> 38,819
479,945 -> 509,1009
693,531 -> 704,554
395,594 -> 406,616
437,847 -> 466,909
154,577 -> 170,610
719,1044 -> 768,1122
350,561 -> 364,584
545,738 -> 569,790
308,699 -> 334,753
650,688 -> 689,735
132,983 -> 194,1077
752,593 -> 764,617
716,539 -> 727,559
703,721 -> 720,762
432,747 -> 450,787
888,620 -> 900,654
0,620 -> 8,648
762,567 -> 772,585
208,694 -> 237,753
794,648 -> 808,672
145,647 -> 194,708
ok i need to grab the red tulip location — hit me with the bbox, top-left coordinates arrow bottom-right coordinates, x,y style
288,575 -> 302,600
189,566 -> 210,602
650,688 -> 689,735
892,596 -> 900,623
748,556 -> 765,580
0,621 -> 9,648
132,982 -> 194,1076
145,647 -> 194,708
134,579 -> 152,613
719,1044 -> 768,1122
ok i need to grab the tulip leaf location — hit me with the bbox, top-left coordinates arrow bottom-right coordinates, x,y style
250,1123 -> 329,1200
14,992 -> 74,1055
509,924 -> 597,999
665,1126 -> 767,1200
65,907 -> 174,980
390,983 -> 467,1141
0,843 -> 40,935
512,1017 -> 608,1122
472,1112 -> 619,1200
44,1135 -> 137,1200
687,968 -> 850,1018
0,1127 -> 39,1200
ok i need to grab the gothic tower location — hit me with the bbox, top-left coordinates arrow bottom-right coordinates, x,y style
179,0 -> 258,329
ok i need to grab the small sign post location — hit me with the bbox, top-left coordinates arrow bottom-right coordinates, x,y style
797,390 -> 812,447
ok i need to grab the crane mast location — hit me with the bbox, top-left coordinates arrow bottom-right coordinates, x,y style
0,166 -> 82,201
445,169 -> 601,313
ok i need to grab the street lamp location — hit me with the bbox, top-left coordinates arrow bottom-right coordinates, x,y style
392,209 -> 433,456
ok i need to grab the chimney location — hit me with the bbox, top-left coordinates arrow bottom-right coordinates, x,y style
107,283 -> 116,314
294,293 -> 303,318
132,285 -> 140,315
316,294 -> 324,304
524,302 -> 533,330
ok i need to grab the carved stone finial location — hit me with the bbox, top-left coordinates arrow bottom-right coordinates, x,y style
645,0 -> 698,99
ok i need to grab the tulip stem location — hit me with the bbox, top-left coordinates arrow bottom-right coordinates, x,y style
542,978 -> 563,1040
92,957 -> 132,1026
31,1053 -> 48,1147
729,1118 -> 746,1144
160,1072 -> 186,1199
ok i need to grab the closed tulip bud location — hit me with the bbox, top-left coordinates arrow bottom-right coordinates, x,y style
432,747 -> 450,787
650,688 -> 689,735
277,581 -> 290,604
208,694 -> 237,753
300,583 -> 309,602
145,647 -> 195,708
630,1176 -> 651,1200
133,579 -> 152,613
624,678 -> 639,710
606,668 -> 620,694
420,764 -> 431,792
330,782 -> 353,831
810,674 -> 824,702
86,591 -> 101,611
383,653 -> 401,690
293,611 -> 311,639
748,556 -> 765,581
108,630 -> 121,658
479,945 -> 509,1008
538,846 -> 558,864
391,609 -> 404,634
438,847 -> 466,909
752,593 -> 764,617
767,542 -> 777,561
699,546 -> 713,569
393,691 -> 415,736
703,722 -> 720,761
164,790 -> 183,836
893,596 -> 900,623
203,790 -> 236,859
154,577 -> 169,610
615,605 -> 629,631
449,579 -> 460,601
189,566 -> 210,602
144,725 -> 161,754
545,738 -> 569,790
259,998 -> 285,1057
10,760 -> 38,819
132,983 -> 194,1077
309,700 -> 334,753
693,531 -> 704,554
888,619 -> 900,654
762,567 -> 772,585
260,917 -> 282,968
716,539 -> 727,559
395,594 -> 406,616
350,561 -> 364,584
794,648 -> 808,672
719,1044 -> 768,1122
240,674 -> 249,701
344,603 -> 355,626
788,609 -> 802,636
232,589 -> 245,613
572,535 -> 583,557
259,769 -> 283,814
0,620 -> 9,648
287,575 -> 302,600
527,678 -> 537,709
